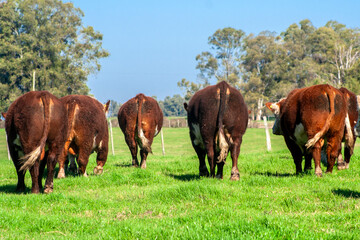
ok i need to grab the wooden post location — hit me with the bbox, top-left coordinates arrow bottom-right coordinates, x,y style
177,119 -> 180,128
168,119 -> 171,128
160,129 -> 165,156
32,70 -> 36,91
109,119 -> 115,155
263,116 -> 271,151
5,133 -> 10,160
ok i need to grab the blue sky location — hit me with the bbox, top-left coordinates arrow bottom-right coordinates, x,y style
68,0 -> 360,104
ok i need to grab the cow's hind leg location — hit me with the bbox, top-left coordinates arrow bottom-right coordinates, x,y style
94,148 -> 108,175
125,135 -> 139,167
11,151 -> 26,192
326,136 -> 342,174
139,149 -> 149,169
190,132 -> 208,177
229,137 -> 242,181
44,152 -> 57,194
205,142 -> 216,177
29,161 -> 40,194
284,137 -> 303,174
76,148 -> 91,177
304,153 -> 312,171
312,142 -> 323,176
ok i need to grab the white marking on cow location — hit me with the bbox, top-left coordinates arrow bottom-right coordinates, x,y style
292,123 -> 308,152
154,125 -> 159,136
139,128 -> 150,149
344,113 -> 354,148
13,134 -> 24,157
92,136 -> 97,150
98,140 -> 103,150
217,128 -> 229,163
191,123 -> 205,149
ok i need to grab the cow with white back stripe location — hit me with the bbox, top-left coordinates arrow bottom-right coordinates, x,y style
118,94 -> 163,169
266,84 -> 348,176
184,81 -> 248,180
57,95 -> 110,178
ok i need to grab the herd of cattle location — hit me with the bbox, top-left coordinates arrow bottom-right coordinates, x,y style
2,81 -> 360,193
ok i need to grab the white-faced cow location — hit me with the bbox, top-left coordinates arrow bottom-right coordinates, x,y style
184,81 -> 248,180
266,84 -> 349,176
118,94 -> 163,169
57,95 -> 110,178
4,91 -> 68,193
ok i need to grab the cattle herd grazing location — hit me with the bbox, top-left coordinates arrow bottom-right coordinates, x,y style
2,81 -> 360,193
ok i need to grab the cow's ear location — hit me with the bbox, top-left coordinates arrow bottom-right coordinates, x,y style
103,100 -> 110,114
1,112 -> 6,119
183,103 -> 188,111
265,102 -> 280,114
265,102 -> 273,111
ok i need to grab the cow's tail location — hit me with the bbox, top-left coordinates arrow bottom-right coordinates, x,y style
305,89 -> 336,149
137,94 -> 152,153
20,94 -> 51,172
216,84 -> 230,163
344,113 -> 354,152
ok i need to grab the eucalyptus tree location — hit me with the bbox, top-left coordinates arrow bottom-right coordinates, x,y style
178,27 -> 245,100
0,0 -> 109,111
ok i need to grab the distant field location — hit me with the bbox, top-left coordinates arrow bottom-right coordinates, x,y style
1,127 -> 360,239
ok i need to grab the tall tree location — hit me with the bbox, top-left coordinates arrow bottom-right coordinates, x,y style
178,27 -> 245,99
0,0 -> 109,111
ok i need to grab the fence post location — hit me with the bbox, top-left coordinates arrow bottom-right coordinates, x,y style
5,133 -> 10,160
109,119 -> 115,155
160,129 -> 165,156
263,116 -> 271,151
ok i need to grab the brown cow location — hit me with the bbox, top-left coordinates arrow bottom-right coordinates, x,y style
57,95 -> 110,178
266,84 -> 348,176
118,94 -> 163,169
184,81 -> 248,180
332,87 -> 358,169
5,91 -> 68,193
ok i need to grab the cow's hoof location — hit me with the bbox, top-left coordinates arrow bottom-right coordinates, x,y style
93,166 -> 103,175
230,171 -> 240,181
337,163 -> 346,170
215,174 -> 223,179
57,169 -> 65,179
199,167 -> 209,177
315,172 -> 323,177
44,187 -> 53,194
15,186 -> 25,193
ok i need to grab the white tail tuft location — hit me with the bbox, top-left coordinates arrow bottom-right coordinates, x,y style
19,146 -> 42,172
139,128 -> 152,153
217,130 -> 229,163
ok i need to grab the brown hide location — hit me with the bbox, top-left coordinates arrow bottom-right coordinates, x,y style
5,91 -> 67,193
184,81 -> 248,180
118,94 -> 163,169
335,87 -> 358,169
57,95 -> 109,178
266,84 -> 347,176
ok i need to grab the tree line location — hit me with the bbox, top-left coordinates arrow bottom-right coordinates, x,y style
179,19 -> 360,120
1,1 -> 359,119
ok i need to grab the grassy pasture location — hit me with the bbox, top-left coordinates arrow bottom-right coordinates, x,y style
0,127 -> 360,239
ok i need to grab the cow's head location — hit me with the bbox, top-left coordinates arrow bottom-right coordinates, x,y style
266,99 -> 286,135
1,112 -> 6,121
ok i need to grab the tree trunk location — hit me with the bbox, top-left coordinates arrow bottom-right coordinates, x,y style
256,98 -> 264,121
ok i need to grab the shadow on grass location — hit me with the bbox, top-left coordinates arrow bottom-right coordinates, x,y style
0,184 -> 29,194
332,189 -> 360,198
252,171 -> 297,177
114,163 -> 133,168
167,173 -> 200,181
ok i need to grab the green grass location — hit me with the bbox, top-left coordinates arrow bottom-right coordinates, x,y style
1,127 -> 360,239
